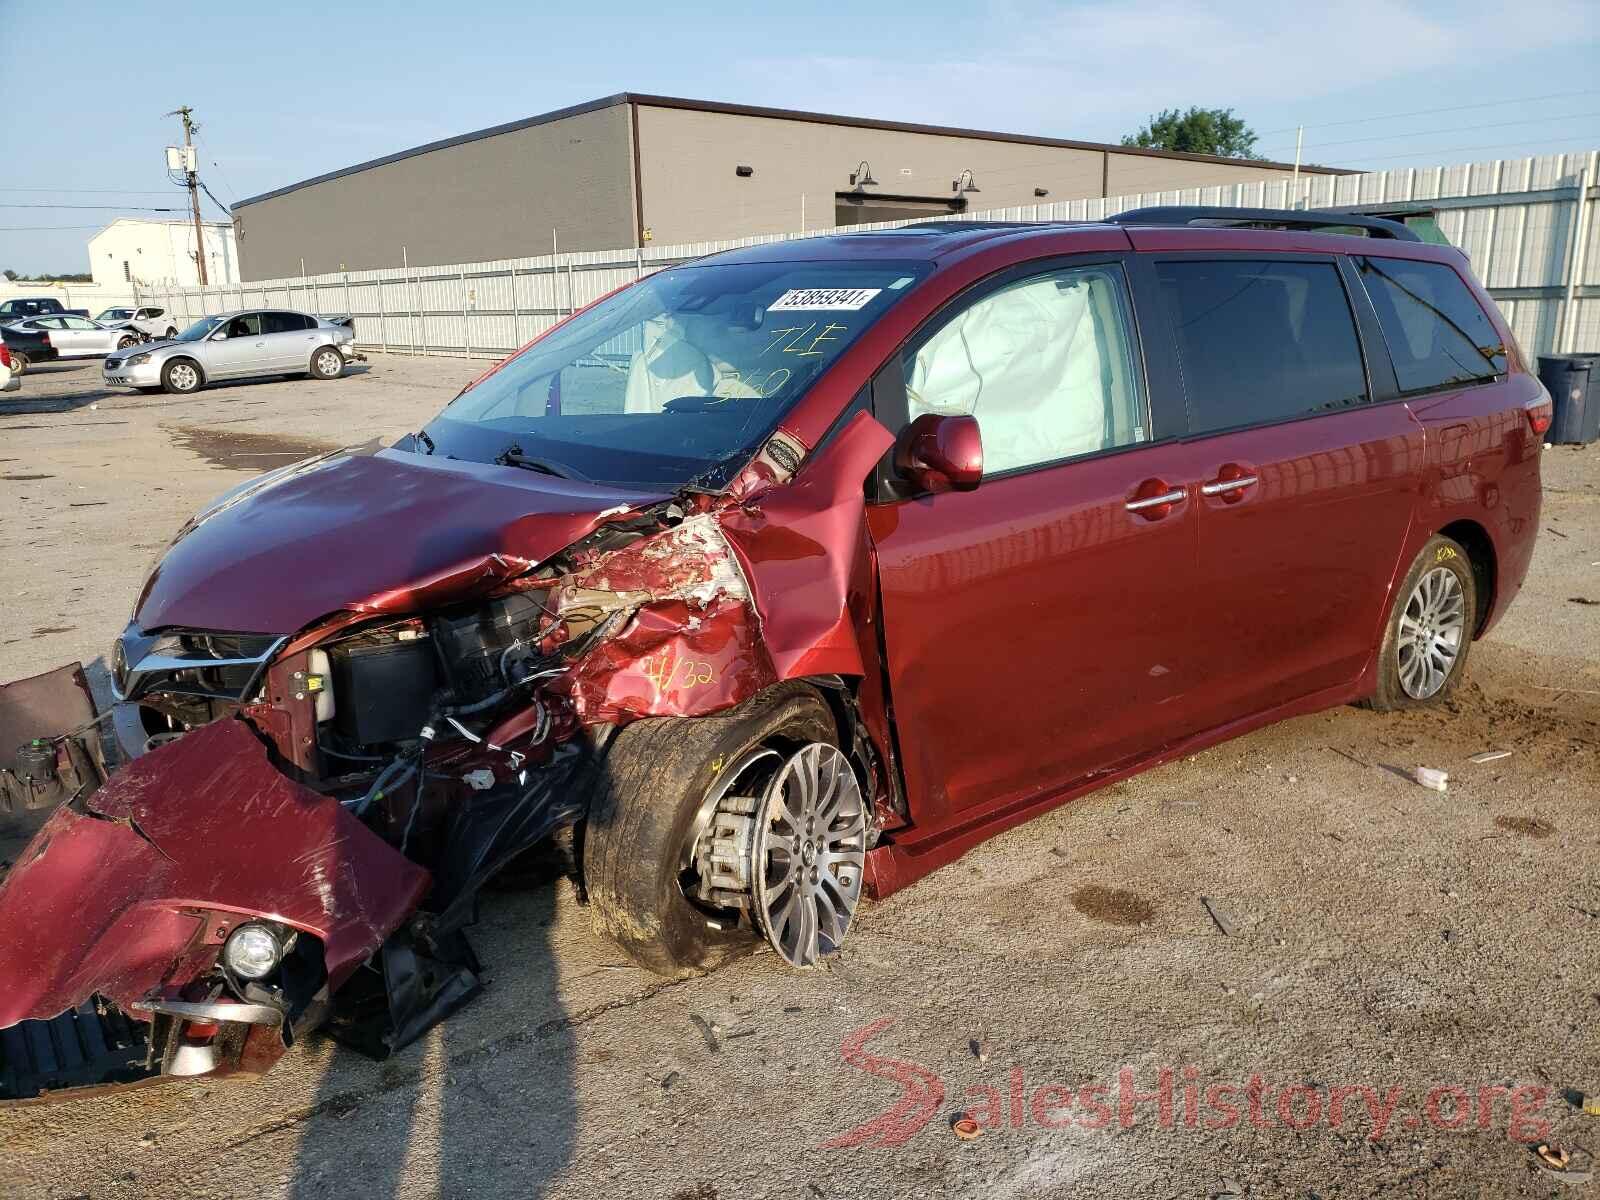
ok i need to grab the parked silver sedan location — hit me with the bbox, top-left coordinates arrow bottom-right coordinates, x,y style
5,314 -> 140,357
102,309 -> 358,394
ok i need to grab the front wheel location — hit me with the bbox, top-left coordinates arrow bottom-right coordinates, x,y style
116,336 -> 136,350
310,346 -> 344,380
164,327 -> 177,339
1370,534 -> 1476,710
585,684 -> 862,976
161,358 -> 202,395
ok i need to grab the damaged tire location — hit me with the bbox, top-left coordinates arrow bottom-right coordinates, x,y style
1369,534 -> 1476,711
585,683 -> 837,977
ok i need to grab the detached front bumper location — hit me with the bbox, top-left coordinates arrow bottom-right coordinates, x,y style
338,343 -> 366,363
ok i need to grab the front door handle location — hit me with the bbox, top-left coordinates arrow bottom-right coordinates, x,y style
1124,479 -> 1187,520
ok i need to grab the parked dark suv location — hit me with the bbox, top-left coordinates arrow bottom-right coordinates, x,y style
0,207 -> 1545,1101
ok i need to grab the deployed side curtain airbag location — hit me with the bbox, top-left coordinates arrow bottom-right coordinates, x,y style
904,276 -> 1111,474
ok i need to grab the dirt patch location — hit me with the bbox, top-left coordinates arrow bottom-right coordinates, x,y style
1495,815 -> 1556,838
169,425 -> 337,471
1070,885 -> 1154,926
31,627 -> 72,636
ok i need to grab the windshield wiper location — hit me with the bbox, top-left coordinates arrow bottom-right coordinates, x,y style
495,444 -> 587,482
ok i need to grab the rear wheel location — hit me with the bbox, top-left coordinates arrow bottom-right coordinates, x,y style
585,684 -> 864,976
1370,534 -> 1476,710
161,358 -> 202,395
310,346 -> 344,380
9,353 -> 27,377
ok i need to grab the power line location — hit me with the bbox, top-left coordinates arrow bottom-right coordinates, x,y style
1258,112 -> 1600,154
1256,89 -> 1600,137
0,187 -> 181,196
0,202 -> 189,211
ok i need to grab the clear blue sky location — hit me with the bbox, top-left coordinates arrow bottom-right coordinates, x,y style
4,0 -> 1596,275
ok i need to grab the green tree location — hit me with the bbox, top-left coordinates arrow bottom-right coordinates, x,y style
1121,107 -> 1262,160
2,269 -> 17,282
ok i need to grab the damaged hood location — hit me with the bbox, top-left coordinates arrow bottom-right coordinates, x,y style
0,720 -> 429,1028
135,447 -> 666,634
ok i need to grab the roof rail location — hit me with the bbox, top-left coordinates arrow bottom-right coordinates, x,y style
1108,205 -> 1421,242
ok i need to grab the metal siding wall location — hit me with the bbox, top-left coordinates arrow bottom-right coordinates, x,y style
147,150 -> 1599,360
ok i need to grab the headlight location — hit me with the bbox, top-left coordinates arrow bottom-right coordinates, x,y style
126,352 -> 152,366
223,922 -> 284,979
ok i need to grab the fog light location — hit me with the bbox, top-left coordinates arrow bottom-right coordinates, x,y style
223,922 -> 283,979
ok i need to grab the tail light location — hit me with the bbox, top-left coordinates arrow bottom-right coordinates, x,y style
1525,393 -> 1553,437
0,344 -> 10,368
41,332 -> 52,347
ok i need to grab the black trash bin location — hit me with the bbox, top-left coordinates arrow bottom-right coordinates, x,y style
1536,354 -> 1600,445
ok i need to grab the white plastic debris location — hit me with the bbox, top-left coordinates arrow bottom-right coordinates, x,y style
1415,767 -> 1449,792
1468,750 -> 1513,764
461,768 -> 496,791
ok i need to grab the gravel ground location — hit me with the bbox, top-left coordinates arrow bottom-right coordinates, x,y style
1,355 -> 1597,1200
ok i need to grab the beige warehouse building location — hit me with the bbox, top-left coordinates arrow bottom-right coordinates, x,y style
233,93 -> 1348,280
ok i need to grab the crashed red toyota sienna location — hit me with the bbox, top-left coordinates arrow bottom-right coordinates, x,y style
0,207 -> 1544,1102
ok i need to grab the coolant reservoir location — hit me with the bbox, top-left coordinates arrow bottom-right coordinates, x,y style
308,649 -> 336,723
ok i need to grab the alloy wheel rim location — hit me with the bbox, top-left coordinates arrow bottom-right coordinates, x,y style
753,743 -> 867,967
317,351 -> 341,375
171,364 -> 197,391
1397,566 -> 1465,699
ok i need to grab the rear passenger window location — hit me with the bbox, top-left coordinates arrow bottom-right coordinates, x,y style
1355,257 -> 1505,393
1156,260 -> 1368,435
262,312 -> 312,334
902,264 -> 1147,475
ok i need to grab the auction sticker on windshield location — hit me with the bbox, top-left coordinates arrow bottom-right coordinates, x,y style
767,288 -> 882,311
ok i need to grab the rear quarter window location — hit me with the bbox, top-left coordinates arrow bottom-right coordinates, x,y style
1355,257 -> 1506,393
1155,259 -> 1369,435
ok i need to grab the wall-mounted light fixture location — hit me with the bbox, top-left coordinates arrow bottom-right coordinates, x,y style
952,169 -> 981,195
1034,187 -> 1050,197
849,160 -> 879,188
735,164 -> 754,177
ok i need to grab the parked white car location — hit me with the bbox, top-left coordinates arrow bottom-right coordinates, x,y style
4,315 -> 139,358
95,305 -> 180,340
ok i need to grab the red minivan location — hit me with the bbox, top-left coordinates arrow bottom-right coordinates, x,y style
0,208 -> 1545,1101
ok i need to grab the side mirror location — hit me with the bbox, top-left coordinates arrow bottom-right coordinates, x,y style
894,413 -> 983,494
210,330 -> 228,341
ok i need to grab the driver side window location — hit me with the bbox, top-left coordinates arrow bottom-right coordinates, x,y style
226,314 -> 262,338
902,263 -> 1147,476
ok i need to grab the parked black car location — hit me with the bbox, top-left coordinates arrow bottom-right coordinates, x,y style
1,326 -> 59,375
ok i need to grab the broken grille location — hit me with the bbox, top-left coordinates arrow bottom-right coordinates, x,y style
0,997 -> 155,1102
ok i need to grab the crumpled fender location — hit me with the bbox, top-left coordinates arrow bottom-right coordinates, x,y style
717,411 -> 894,680
0,719 -> 428,1028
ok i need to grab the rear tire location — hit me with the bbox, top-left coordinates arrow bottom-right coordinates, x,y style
585,683 -> 837,976
9,353 -> 26,377
161,358 -> 202,395
1369,534 -> 1476,711
310,347 -> 344,380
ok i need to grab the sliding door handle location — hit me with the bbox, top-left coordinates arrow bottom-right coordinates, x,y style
1201,475 -> 1259,495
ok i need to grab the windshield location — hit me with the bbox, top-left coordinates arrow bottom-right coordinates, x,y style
422,258 -> 930,489
175,316 -> 224,342
98,308 -> 134,321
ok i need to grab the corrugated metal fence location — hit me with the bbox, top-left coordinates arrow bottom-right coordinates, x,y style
141,149 -> 1599,361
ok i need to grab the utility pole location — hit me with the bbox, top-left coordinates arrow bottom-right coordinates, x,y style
167,106 -> 209,285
